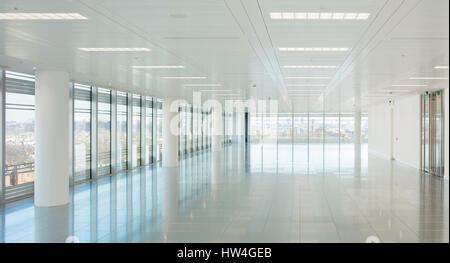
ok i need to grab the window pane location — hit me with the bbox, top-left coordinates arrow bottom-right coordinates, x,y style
117,91 -> 128,171
74,84 -> 91,182
186,105 -> 192,153
179,105 -> 186,155
157,99 -> 163,161
340,113 -> 354,172
146,97 -> 153,163
5,87 -> 35,187
277,114 -> 292,174
193,106 -> 198,151
132,94 -> 141,167
324,114 -> 340,172
98,88 -> 111,176
293,114 -> 308,172
309,113 -> 324,173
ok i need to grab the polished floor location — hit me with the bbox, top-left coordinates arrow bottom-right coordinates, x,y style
0,143 -> 448,243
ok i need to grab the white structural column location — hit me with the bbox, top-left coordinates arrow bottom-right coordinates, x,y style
354,110 -> 362,172
34,70 -> 70,207
236,110 -> 246,145
162,97 -> 178,167
212,106 -> 223,152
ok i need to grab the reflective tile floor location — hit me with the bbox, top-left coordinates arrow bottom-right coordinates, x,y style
0,143 -> 448,243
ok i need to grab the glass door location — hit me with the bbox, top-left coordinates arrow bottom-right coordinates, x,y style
422,91 -> 444,176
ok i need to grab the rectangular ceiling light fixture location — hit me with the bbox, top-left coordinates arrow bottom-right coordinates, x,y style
162,76 -> 207,79
270,12 -> 370,20
279,47 -> 348,52
79,48 -> 150,51
434,66 -> 449,69
199,90 -> 231,92
288,90 -> 324,92
409,77 -> 449,80
287,84 -> 326,87
283,65 -> 337,69
132,66 -> 184,69
0,13 -> 87,20
184,84 -> 221,87
376,90 -> 412,93
391,84 -> 427,87
286,76 -> 330,79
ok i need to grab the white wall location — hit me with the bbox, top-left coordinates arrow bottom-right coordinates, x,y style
393,95 -> 421,168
368,102 -> 392,158
368,94 -> 421,169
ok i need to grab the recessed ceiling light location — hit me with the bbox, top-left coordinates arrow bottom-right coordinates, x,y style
434,66 -> 449,69
0,13 -> 87,20
283,65 -> 337,69
287,84 -> 326,87
279,47 -> 348,52
376,90 -> 412,93
79,48 -> 150,52
270,12 -> 370,20
211,93 -> 240,96
391,84 -> 427,87
288,91 -> 323,94
286,76 -> 330,79
198,89 -> 231,92
132,65 -> 184,69
409,77 -> 449,80
162,76 -> 207,79
184,84 -> 221,87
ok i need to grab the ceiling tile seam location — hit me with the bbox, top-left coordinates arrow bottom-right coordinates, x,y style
223,0 -> 276,99
254,0 -> 291,106
238,0 -> 290,106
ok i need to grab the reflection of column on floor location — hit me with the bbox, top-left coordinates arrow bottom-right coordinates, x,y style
161,167 -> 179,236
0,211 -> 4,243
211,150 -> 223,197
91,181 -> 98,242
126,174 -> 133,240
34,205 -> 70,242
354,110 -> 361,175
110,175 -> 117,242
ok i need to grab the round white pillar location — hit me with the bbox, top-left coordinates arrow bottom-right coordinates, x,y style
236,110 -> 246,145
212,106 -> 222,152
162,97 -> 179,167
34,70 -> 70,207
354,110 -> 362,172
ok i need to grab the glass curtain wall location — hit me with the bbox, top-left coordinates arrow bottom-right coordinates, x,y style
97,88 -> 111,176
324,113 -> 340,172
145,97 -> 153,164
179,104 -> 186,156
74,83 -> 92,182
248,111 -> 366,175
132,94 -> 141,168
293,114 -> 308,172
156,99 -> 163,162
309,113 -> 324,173
186,105 -> 192,154
277,114 -> 292,173
4,71 -> 36,201
339,113 -> 355,171
193,106 -> 198,152
117,91 -> 128,171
